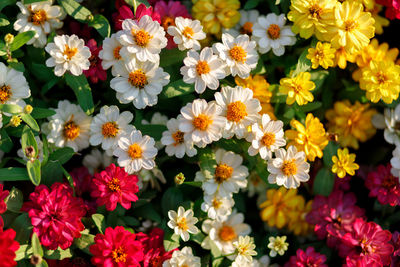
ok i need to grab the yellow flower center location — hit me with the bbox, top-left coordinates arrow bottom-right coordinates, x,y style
176,217 -> 189,231
192,114 -> 213,131
128,70 -> 148,89
218,225 -> 237,242
261,132 -> 275,147
161,16 -> 175,31
63,118 -> 80,140
267,24 -> 281,40
196,60 -> 211,75
172,130 -> 184,146
63,45 -> 78,60
376,71 -> 388,84
112,246 -> 127,263
226,101 -> 247,122
240,21 -> 253,35
113,46 -> 122,60
133,29 -> 152,47
102,122 -> 119,138
214,163 -> 234,183
107,177 -> 121,192
291,82 -> 303,93
344,20 -> 358,32
0,85 -> 12,104
182,26 -> 194,38
212,198 -> 222,209
281,159 -> 297,176
30,9 -> 47,25
229,45 -> 247,63
309,4 -> 322,18
128,143 -> 142,159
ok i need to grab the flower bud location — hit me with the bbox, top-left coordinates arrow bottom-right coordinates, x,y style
25,145 -> 36,159
174,172 -> 185,185
30,254 -> 42,265
4,33 -> 14,44
24,104 -> 33,114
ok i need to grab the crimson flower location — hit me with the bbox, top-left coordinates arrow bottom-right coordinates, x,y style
90,226 -> 144,267
284,247 -> 328,267
112,4 -> 161,31
0,228 -> 20,267
365,164 -> 400,206
21,183 -> 86,250
0,184 -> 9,228
376,0 -> 400,20
84,39 -> 107,84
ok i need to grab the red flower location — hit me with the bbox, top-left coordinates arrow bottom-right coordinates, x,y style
0,228 -> 20,267
284,247 -> 328,267
90,226 -> 144,267
84,39 -> 107,84
376,0 -> 400,20
391,231 -> 400,266
21,183 -> 86,250
0,184 -> 9,228
91,163 -> 139,211
365,164 -> 400,206
112,4 -> 161,31
341,219 -> 394,266
136,4 -> 161,23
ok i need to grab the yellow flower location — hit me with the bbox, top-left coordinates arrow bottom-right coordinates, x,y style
332,148 -> 359,178
287,0 -> 336,40
306,42 -> 336,69
285,113 -> 329,162
268,236 -> 289,257
192,0 -> 240,36
360,60 -> 400,104
235,75 -> 276,119
326,100 -> 376,149
334,46 -> 356,69
287,200 -> 313,236
330,1 -> 375,53
279,72 -> 315,106
368,1 -> 389,34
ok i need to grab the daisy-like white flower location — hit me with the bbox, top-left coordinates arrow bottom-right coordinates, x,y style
167,17 -> 206,51
267,146 -> 310,189
215,86 -> 261,139
252,13 -> 296,56
167,206 -> 199,242
201,193 -> 235,221
45,34 -> 91,76
17,136 -> 44,162
119,15 -> 167,63
248,114 -> 286,160
372,104 -> 400,146
163,246 -> 201,267
114,129 -> 157,174
13,0 -> 65,48
161,116 -> 197,158
110,59 -> 170,109
390,146 -> 400,179
213,33 -> 258,78
233,236 -> 257,263
98,33 -> 128,76
89,105 -> 134,156
179,99 -> 226,148
46,100 -> 92,152
223,9 -> 260,37
0,62 -> 30,107
180,47 -> 226,94
82,149 -> 114,174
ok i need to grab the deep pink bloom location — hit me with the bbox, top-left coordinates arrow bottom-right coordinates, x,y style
341,219 -> 394,267
90,226 -> 144,267
68,20 -> 92,41
0,228 -> 19,267
0,184 -> 9,228
284,247 -> 328,267
112,4 -> 161,31
21,183 -> 86,250
391,231 -> 400,266
376,0 -> 400,20
136,4 -> 161,23
69,166 -> 97,215
84,39 -> 107,84
365,164 -> 400,206
306,190 -> 365,248
91,163 -> 139,211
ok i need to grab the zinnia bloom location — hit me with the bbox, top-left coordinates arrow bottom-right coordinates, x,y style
331,148 -> 359,178
365,164 -> 400,206
83,39 -> 107,84
0,228 -> 19,267
306,42 -> 335,69
112,4 -> 161,31
376,0 -> 400,20
279,72 -> 315,106
284,247 -> 328,267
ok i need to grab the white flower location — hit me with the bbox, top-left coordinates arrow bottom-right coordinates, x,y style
14,0 -> 65,48
138,166 -> 166,191
163,247 -> 201,267
252,13 -> 296,56
267,146 -> 310,189
223,9 -> 260,37
89,105 -> 134,156
167,206 -> 199,242
201,193 -> 235,221
17,136 -> 44,162
180,47 -> 226,94
179,99 -> 226,148
372,104 -> 400,146
248,114 -> 286,160
114,129 -> 157,174
0,62 -> 31,108
267,236 -> 288,257
46,100 -> 92,152
45,34 -> 91,76
233,236 -> 257,263
201,149 -> 248,198
167,17 -> 206,51
390,145 -> 400,180
99,33 -> 128,76
82,149 -> 114,174
110,59 -> 170,109
119,15 -> 167,63
215,86 -> 261,139
213,33 -> 258,78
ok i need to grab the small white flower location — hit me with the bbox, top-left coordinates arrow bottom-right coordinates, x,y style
248,114 -> 286,160
168,17 -> 206,51
163,246 -> 201,267
233,236 -> 257,263
82,149 -> 114,174
267,146 -> 310,189
179,99 -> 226,148
0,62 -> 31,108
17,136 -> 44,162
167,206 -> 199,242
180,47 -> 226,94
119,15 -> 167,63
89,105 -> 134,156
252,13 -> 296,56
372,104 -> 400,146
114,129 -> 157,174
45,34 -> 91,76
110,59 -> 170,109
46,100 -> 92,152
267,236 -> 288,257
201,193 -> 235,221
213,33 -> 258,78
390,146 -> 400,180
99,33 -> 128,76
215,86 -> 261,139
223,9 -> 260,37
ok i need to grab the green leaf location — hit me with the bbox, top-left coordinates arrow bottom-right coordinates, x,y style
0,129 -> 13,153
30,62 -> 55,81
0,104 -> 23,114
24,0 -> 48,3
292,47 -> 312,77
31,233 -> 44,256
0,17 -> 10,26
42,77 -> 61,94
182,181 -> 202,187
161,187 -> 183,216
92,214 -> 106,234
8,61 -> 25,72
311,70 -> 329,91
244,0 -> 261,9
21,125 -> 39,159
132,203 -> 162,223
137,124 -> 167,141
0,167 -> 29,181
298,101 -> 322,113
41,160 -> 64,185
198,148 -> 217,179
58,0 -> 92,23
48,147 -> 75,164
5,187 -> 24,213
44,248 -> 73,260
159,48 -> 186,68
160,79 -> 194,99
123,216 -> 140,227
60,165 -> 75,193
41,134 -> 49,166
20,113 -> 40,132
88,14 -> 111,38
10,213 -> 32,244
65,73 -> 94,115
0,0 -> 16,11
74,230 -> 95,255
30,107 -> 56,119
15,244 -> 32,261
27,159 -> 41,186
323,141 -> 340,167
313,167 -> 335,196
9,31 -> 35,51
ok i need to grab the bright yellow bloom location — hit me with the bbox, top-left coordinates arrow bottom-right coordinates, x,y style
334,46 -> 356,69
285,113 -> 329,162
287,0 -> 336,40
192,0 -> 240,36
307,42 -> 336,69
235,75 -> 276,119
368,1 -> 389,34
287,200 -> 313,236
279,72 -> 315,106
330,1 -> 375,53
332,148 -> 359,178
360,60 -> 400,104
326,100 -> 376,149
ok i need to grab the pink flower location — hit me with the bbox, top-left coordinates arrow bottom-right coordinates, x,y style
0,184 -> 9,228
284,247 -> 328,267
84,39 -> 107,84
391,231 -> 400,266
91,163 -> 139,211
112,4 -> 161,31
21,183 -> 86,250
0,228 -> 19,267
90,226 -> 144,267
136,4 -> 161,23
69,166 -> 97,215
365,164 -> 400,206
376,0 -> 400,20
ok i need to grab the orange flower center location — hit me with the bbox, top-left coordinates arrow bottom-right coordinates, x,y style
172,130 -> 184,146
267,24 -> 281,40
344,20 -> 358,32
229,46 -> 247,63
161,16 -> 175,31
128,143 -> 142,159
102,122 -> 119,138
281,159 -> 297,176
212,198 -> 222,209
261,132 -> 275,147
63,118 -> 80,140
0,85 -> 12,104
214,163 -> 234,183
218,225 -> 237,242
107,177 -> 121,192
240,21 -> 253,35
182,26 -> 194,38
113,46 -> 122,60
133,29 -> 151,47
128,70 -> 148,89
226,101 -> 247,122
176,217 -> 188,231
30,9 -> 47,25
112,246 -> 127,263
192,114 -> 213,131
309,4 -> 322,18
196,60 -> 211,75
63,45 -> 78,60
376,71 -> 388,84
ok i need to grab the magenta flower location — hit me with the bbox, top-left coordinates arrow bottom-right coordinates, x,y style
0,184 -> 9,228
0,228 -> 19,267
365,164 -> 400,206
376,0 -> 400,20
284,247 -> 328,267
84,39 -> 107,84
112,4 -> 161,31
